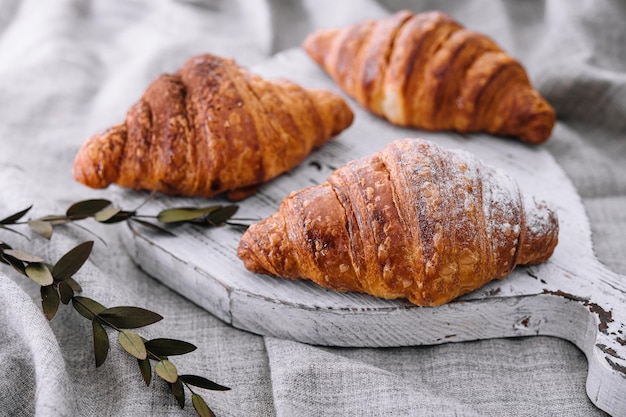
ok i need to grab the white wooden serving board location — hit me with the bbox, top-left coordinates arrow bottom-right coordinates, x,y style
117,49 -> 626,416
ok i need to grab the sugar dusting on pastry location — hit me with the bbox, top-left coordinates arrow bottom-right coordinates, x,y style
238,138 -> 559,307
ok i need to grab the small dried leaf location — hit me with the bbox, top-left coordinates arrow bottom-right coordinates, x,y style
138,358 -> 152,386
94,206 -> 121,222
156,207 -> 220,224
41,285 -> 60,320
66,199 -> 112,219
64,277 -> 82,292
95,208 -> 134,224
170,378 -> 185,409
27,219 -> 54,239
105,211 -> 135,223
26,263 -> 54,286
118,330 -> 147,360
1,253 -> 26,275
144,338 -> 197,357
0,205 -> 32,225
52,241 -> 94,281
156,360 -> 178,383
58,281 -> 74,304
92,318 -> 109,367
36,215 -> 71,226
72,296 -> 106,321
206,205 -> 238,225
4,249 -> 44,263
192,393 -> 215,417
99,306 -> 163,329
180,375 -> 230,391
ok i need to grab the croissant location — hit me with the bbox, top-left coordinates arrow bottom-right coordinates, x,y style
238,138 -> 559,306
73,53 -> 354,200
303,10 -> 555,144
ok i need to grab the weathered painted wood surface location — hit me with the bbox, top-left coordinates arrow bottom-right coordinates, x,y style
118,49 -> 626,416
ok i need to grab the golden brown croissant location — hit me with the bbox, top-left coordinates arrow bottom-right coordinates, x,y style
238,138 -> 559,306
303,10 -> 555,144
73,53 -> 354,200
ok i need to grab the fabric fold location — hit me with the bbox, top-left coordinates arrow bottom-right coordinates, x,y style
0,0 -> 624,416
0,274 -> 77,417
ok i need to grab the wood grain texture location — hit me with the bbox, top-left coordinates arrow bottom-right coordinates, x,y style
117,49 -> 626,416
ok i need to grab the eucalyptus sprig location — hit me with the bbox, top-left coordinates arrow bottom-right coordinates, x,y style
0,197 -> 242,241
0,199 -> 241,417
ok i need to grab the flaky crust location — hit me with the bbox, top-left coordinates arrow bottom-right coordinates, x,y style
238,138 -> 559,306
303,10 -> 555,144
73,54 -> 354,200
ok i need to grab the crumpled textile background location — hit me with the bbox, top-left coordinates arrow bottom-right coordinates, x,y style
1,0 -> 624,416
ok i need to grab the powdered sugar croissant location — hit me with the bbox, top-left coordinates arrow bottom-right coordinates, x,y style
238,138 -> 559,306
303,10 -> 555,144
73,53 -> 354,200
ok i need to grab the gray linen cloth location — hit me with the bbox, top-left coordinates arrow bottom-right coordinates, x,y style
0,0 -> 624,416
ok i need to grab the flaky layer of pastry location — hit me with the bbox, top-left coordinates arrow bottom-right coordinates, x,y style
73,54 -> 354,200
303,10 -> 555,144
238,138 -> 559,306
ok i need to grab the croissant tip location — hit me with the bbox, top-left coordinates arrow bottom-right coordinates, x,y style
493,86 -> 556,144
238,215 -> 289,277
308,88 -> 355,144
72,124 -> 126,189
72,141 -> 106,189
237,238 -> 266,275
510,90 -> 556,144
518,195 -> 559,265
303,28 -> 340,67
522,109 -> 556,145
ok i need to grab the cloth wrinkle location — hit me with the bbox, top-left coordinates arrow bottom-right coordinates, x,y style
0,1 -> 623,416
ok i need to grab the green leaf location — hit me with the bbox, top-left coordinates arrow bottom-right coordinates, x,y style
118,330 -> 147,360
64,277 -> 82,292
99,306 -> 163,329
26,263 -> 54,286
36,215 -> 71,226
72,296 -> 106,321
58,281 -> 74,304
138,358 -> 152,386
144,338 -> 197,357
0,249 -> 26,275
52,241 -> 94,281
66,199 -> 112,220
104,211 -> 135,223
94,206 -> 121,222
27,219 -> 54,239
180,375 -> 230,391
0,205 -> 32,224
156,206 -> 221,224
3,249 -> 44,263
170,378 -> 185,409
156,360 -> 178,383
1,252 -> 26,275
95,208 -> 134,224
41,285 -> 60,320
92,318 -> 109,367
206,205 -> 238,225
192,393 -> 215,417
